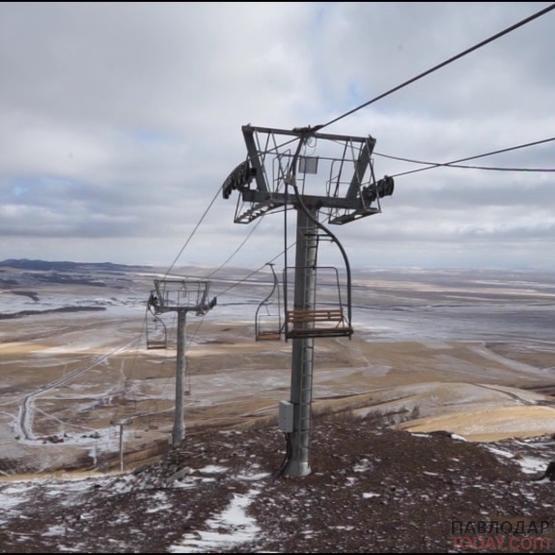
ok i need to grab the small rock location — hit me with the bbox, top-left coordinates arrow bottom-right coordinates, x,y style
543,461 -> 555,481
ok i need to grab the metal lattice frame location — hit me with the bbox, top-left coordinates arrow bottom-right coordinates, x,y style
222,126 -> 385,226
151,279 -> 216,315
147,278 -> 217,447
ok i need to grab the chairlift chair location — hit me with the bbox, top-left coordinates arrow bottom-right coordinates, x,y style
152,279 -> 216,315
283,265 -> 353,340
146,293 -> 168,350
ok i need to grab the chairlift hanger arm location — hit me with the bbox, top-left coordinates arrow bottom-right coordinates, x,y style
254,263 -> 282,341
258,264 -> 278,306
145,306 -> 168,349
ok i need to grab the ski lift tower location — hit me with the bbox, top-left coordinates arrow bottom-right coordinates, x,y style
148,278 -> 216,447
222,125 -> 394,476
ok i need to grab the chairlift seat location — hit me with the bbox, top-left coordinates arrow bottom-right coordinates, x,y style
287,327 -> 353,339
287,308 -> 344,323
146,340 -> 167,350
146,302 -> 168,350
256,330 -> 282,341
285,308 -> 353,339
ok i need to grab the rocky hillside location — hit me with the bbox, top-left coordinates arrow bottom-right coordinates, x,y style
0,413 -> 553,553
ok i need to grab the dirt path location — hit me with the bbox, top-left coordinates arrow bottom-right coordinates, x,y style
471,343 -> 548,379
16,338 -> 141,441
473,383 -> 536,406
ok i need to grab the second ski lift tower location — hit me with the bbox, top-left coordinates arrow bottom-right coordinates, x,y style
223,125 -> 394,476
148,279 -> 216,447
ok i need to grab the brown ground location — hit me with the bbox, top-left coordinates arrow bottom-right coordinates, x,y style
0,413 -> 553,553
1,314 -> 554,473
1,267 -> 555,551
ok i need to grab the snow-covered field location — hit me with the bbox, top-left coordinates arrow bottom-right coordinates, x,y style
0,263 -> 554,476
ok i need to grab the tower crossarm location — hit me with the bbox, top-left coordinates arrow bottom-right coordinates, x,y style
222,124 -> 392,226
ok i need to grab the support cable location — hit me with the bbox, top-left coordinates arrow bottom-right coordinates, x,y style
374,148 -> 555,173
163,184 -> 223,279
204,216 -> 264,279
315,3 -> 555,131
215,242 -> 296,297
388,136 -> 555,178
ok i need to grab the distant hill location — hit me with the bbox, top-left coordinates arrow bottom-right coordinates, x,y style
0,259 -> 148,272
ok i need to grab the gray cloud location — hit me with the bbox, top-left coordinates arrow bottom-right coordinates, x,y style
0,2 -> 554,270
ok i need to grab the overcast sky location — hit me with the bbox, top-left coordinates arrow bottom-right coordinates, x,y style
1,2 -> 554,270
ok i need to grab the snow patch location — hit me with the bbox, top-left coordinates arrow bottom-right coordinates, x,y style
43,525 -> 67,537
516,456 -> 550,475
485,445 -> 551,475
451,433 -> 467,441
485,445 -> 513,459
0,482 -> 35,525
235,472 -> 270,482
0,484 -> 32,509
197,465 -> 228,475
145,492 -> 172,514
353,458 -> 371,473
169,489 -> 261,553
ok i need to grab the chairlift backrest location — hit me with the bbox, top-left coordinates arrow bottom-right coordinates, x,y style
282,264 -> 353,340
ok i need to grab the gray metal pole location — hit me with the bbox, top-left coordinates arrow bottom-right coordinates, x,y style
119,422 -> 124,472
284,206 -> 318,477
172,309 -> 186,447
